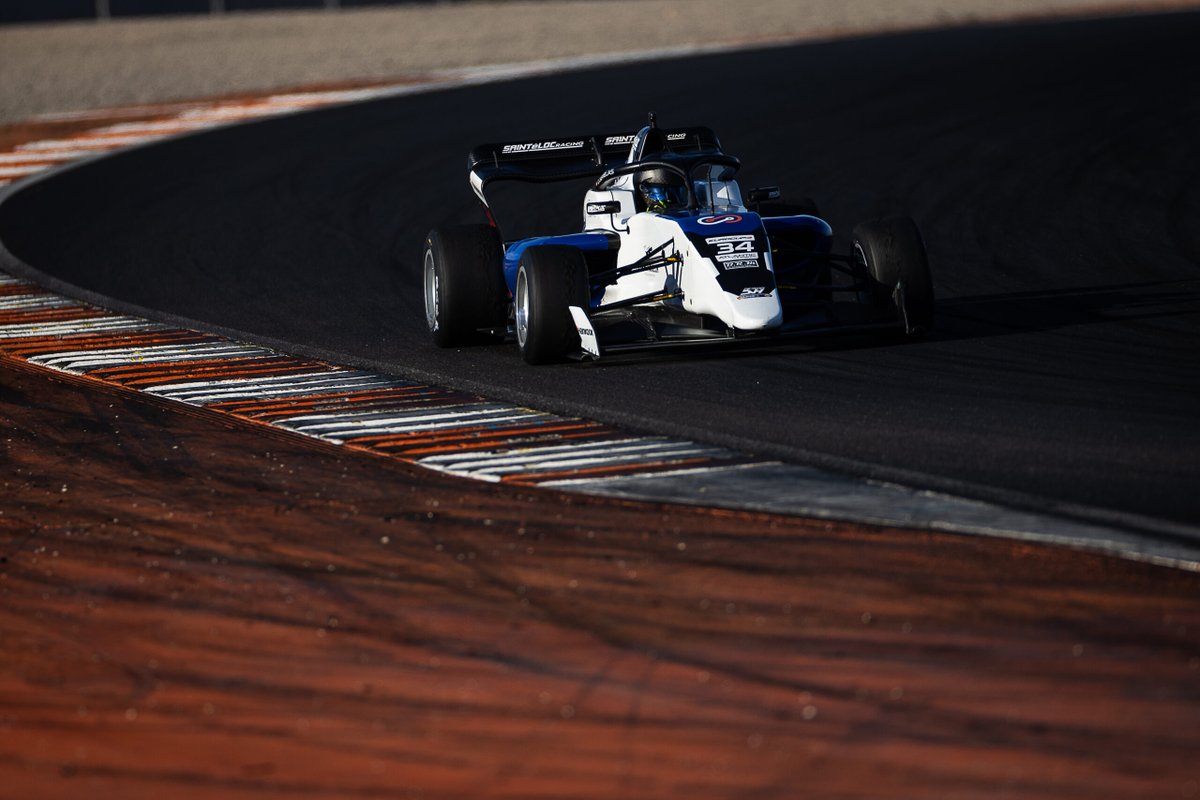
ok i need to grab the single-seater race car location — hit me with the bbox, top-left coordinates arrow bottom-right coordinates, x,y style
423,115 -> 933,364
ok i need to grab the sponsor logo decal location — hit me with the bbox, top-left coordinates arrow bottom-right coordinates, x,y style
717,257 -> 760,270
698,214 -> 743,226
603,132 -> 691,147
706,235 -> 755,253
569,305 -> 600,358
739,286 -> 768,298
501,140 -> 585,154
586,201 -> 622,215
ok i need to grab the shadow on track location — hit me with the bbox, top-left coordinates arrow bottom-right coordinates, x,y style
937,280 -> 1200,335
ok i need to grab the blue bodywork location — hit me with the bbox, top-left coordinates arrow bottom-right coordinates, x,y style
664,211 -> 832,246
503,233 -> 614,296
761,214 -> 834,251
673,212 -> 766,238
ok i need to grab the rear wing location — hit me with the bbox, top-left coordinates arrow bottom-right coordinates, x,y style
467,126 -> 723,204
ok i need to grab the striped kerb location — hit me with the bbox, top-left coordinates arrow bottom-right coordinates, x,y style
0,273 -> 756,485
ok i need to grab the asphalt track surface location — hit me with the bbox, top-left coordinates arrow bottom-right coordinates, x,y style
3,12 -> 1199,534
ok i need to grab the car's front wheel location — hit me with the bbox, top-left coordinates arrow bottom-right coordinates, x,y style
515,245 -> 590,365
422,225 -> 507,347
852,216 -> 934,334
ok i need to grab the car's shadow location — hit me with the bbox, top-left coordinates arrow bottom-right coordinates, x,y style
562,278 -> 1200,369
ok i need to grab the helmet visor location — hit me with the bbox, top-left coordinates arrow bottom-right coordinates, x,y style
640,181 -> 688,211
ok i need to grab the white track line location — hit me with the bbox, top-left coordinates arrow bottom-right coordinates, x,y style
0,316 -> 161,339
0,294 -> 78,310
147,372 -> 409,404
0,150 -> 94,164
418,440 -> 732,477
283,407 -> 551,439
17,135 -> 157,151
30,343 -> 273,371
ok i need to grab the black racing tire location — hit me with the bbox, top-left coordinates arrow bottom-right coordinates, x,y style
852,216 -> 934,334
515,245 -> 590,365
422,225 -> 507,347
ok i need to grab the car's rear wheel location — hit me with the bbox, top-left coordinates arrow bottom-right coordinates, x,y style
515,245 -> 590,365
852,216 -> 934,334
423,225 -> 507,347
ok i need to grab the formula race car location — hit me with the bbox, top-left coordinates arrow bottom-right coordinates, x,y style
423,115 -> 933,364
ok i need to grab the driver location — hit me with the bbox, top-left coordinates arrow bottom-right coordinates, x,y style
637,168 -> 688,213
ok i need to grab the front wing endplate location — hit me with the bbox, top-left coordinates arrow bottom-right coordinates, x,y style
569,305 -> 600,359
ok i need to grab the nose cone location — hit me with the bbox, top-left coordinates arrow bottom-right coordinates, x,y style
727,292 -> 783,331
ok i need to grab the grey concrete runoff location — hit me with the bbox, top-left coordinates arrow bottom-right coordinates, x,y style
547,464 -> 1200,570
3,0 -> 1199,123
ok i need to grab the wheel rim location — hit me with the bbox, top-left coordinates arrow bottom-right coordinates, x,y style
515,268 -> 530,348
423,249 -> 438,332
853,241 -> 874,306
852,241 -> 868,271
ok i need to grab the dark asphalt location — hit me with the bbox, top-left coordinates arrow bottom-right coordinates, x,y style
3,12 -> 1199,531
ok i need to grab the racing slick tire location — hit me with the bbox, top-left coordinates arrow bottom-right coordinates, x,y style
423,225 -> 507,347
515,245 -> 590,365
852,216 -> 934,334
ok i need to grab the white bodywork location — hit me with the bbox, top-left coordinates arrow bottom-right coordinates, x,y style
581,170 -> 783,333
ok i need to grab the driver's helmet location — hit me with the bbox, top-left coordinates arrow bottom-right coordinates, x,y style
637,168 -> 687,213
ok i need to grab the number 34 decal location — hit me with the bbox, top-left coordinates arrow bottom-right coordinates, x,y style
714,239 -> 754,255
